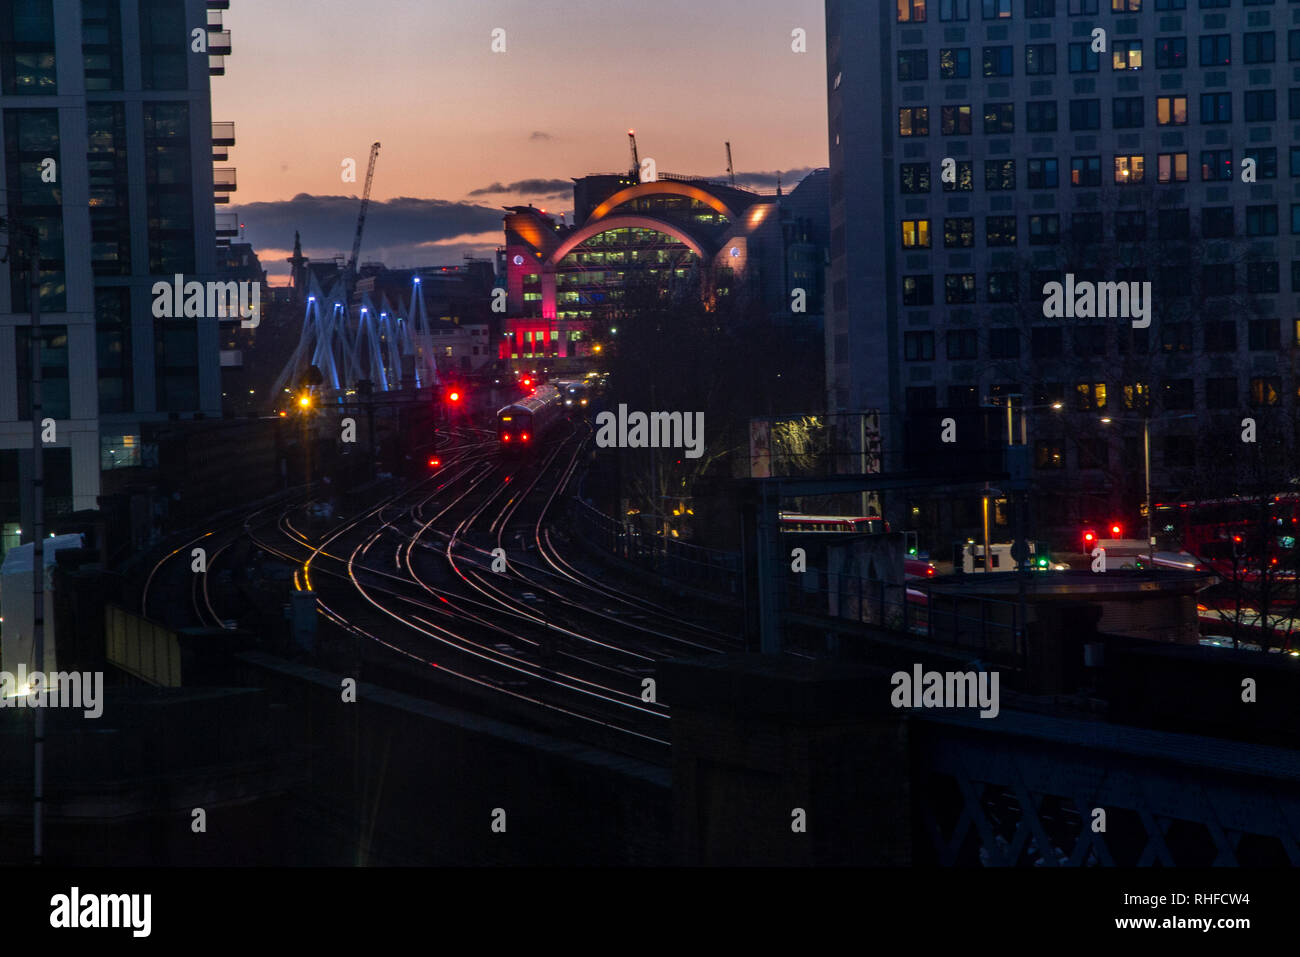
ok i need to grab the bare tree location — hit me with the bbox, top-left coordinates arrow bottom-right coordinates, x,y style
599,262 -> 823,543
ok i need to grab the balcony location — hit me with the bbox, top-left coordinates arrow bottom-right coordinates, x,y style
216,211 -> 239,238
207,0 -> 230,8
207,10 -> 224,29
208,30 -> 231,56
212,146 -> 228,161
213,168 -> 237,197
209,55 -> 225,76
212,121 -> 235,147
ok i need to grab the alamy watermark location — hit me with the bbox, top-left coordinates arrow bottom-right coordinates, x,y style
594,405 -> 705,459
1041,272 -> 1150,329
152,274 -> 261,328
0,666 -> 103,718
50,887 -> 151,937
890,664 -> 999,719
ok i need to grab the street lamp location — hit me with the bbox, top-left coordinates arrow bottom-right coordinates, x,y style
1099,410 -> 1196,572
982,394 -> 1065,573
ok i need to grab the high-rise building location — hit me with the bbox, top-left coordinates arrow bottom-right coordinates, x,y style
827,0 -> 1298,542
0,0 -> 231,552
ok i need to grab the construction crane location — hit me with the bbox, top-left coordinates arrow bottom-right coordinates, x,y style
725,141 -> 735,186
347,141 -> 381,290
627,130 -> 639,179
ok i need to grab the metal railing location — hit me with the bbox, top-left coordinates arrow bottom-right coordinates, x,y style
786,569 -> 1026,668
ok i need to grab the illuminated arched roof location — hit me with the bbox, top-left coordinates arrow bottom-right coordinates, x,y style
588,181 -> 739,224
549,214 -> 707,265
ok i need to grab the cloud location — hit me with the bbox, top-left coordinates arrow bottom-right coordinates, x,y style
467,178 -> 572,197
416,231 -> 503,248
529,131 -> 553,141
229,193 -> 505,278
731,166 -> 819,190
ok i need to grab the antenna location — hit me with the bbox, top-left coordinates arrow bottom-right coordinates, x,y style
628,130 -> 640,178
725,141 -> 735,186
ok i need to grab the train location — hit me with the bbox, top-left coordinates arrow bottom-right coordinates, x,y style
496,383 -> 565,451
778,513 -> 888,534
553,378 -> 591,412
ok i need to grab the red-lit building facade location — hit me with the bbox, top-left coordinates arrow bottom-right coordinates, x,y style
499,171 -> 824,365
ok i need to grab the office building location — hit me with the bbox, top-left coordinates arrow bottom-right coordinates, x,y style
828,0 -> 1297,541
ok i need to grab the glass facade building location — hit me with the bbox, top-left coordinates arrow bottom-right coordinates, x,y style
0,0 -> 227,549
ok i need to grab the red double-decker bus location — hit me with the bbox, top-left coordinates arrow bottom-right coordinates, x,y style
1153,493 -> 1300,579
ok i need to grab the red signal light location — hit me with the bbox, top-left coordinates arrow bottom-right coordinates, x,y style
1083,530 -> 1096,545
522,377 -> 532,388
502,434 -> 511,442
1111,524 -> 1122,537
521,432 -> 530,442
1233,535 -> 1243,543
448,391 -> 461,403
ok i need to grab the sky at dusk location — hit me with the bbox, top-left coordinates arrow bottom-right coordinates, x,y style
212,0 -> 827,282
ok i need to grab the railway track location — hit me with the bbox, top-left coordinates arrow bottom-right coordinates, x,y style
139,420 -> 757,762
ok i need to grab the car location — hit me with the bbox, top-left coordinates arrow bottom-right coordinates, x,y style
904,558 -> 936,578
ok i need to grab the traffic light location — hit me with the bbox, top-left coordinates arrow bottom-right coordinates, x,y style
1083,529 -> 1097,550
1232,534 -> 1245,559
1110,523 -> 1123,538
447,389 -> 462,404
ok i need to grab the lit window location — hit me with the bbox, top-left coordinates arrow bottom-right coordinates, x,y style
901,219 -> 931,248
1114,155 -> 1144,184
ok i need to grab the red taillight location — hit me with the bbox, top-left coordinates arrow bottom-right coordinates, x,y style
521,432 -> 530,442
429,458 -> 440,467
926,567 -> 935,576
502,434 -> 511,442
